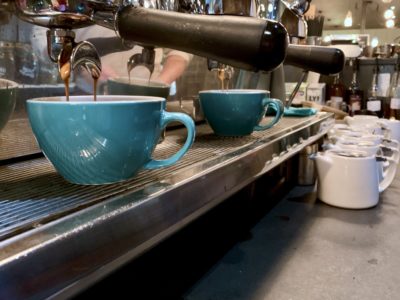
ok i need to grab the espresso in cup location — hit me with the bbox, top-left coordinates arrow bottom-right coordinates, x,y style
27,95 -> 195,185
199,89 -> 284,136
0,79 -> 18,133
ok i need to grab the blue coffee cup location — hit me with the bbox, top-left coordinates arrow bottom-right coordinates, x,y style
27,95 -> 195,185
199,89 -> 284,136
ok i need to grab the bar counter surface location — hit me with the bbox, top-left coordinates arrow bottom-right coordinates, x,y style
185,163 -> 400,299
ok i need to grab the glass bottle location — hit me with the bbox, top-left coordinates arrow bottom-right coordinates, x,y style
345,58 -> 363,116
327,73 -> 345,110
388,65 -> 400,120
366,66 -> 383,117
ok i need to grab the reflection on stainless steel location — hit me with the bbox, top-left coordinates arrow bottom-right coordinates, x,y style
0,113 -> 333,299
70,41 -> 102,80
280,0 -> 309,39
0,41 -> 39,83
281,0 -> 311,17
281,7 -> 307,39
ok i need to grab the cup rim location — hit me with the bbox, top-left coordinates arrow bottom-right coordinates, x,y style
108,76 -> 170,88
199,89 -> 270,94
0,79 -> 18,90
27,95 -> 166,104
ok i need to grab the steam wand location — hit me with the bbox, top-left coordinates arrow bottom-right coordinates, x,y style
286,70 -> 308,108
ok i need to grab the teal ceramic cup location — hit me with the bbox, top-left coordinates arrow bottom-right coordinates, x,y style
27,95 -> 195,185
199,89 -> 284,136
107,77 -> 170,98
0,79 -> 18,133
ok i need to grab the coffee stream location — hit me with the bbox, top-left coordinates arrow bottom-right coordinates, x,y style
60,61 -> 71,101
218,69 -> 226,90
217,67 -> 234,90
128,62 -> 133,84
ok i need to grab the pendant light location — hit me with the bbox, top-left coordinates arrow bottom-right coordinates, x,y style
344,10 -> 353,27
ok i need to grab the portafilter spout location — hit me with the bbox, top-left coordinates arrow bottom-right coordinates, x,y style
14,1 -> 289,73
47,28 -> 101,92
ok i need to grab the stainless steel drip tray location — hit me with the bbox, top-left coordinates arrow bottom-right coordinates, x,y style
0,118 -> 41,162
0,113 -> 334,299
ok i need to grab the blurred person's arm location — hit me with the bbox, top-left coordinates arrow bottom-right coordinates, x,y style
156,50 -> 193,85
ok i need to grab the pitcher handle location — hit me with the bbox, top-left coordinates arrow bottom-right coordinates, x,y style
379,156 -> 397,193
383,138 -> 400,150
144,111 -> 195,169
254,98 -> 284,131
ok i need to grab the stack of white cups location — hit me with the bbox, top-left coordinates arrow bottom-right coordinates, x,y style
313,115 -> 400,209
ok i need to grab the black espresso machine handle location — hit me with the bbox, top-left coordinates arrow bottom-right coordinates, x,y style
285,44 -> 345,75
116,6 -> 288,73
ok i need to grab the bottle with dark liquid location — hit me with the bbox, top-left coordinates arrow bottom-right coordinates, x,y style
388,63 -> 400,120
345,58 -> 363,116
366,65 -> 383,117
327,73 -> 345,111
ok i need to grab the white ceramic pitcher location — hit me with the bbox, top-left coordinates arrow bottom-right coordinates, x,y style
314,149 -> 397,209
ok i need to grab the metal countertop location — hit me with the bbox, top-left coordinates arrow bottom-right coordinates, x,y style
0,113 -> 333,299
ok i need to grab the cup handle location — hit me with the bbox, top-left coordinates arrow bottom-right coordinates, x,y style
254,98 -> 284,131
144,111 -> 195,169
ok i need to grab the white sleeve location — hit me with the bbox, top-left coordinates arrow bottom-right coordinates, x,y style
163,49 -> 193,64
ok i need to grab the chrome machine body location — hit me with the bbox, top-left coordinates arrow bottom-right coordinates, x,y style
0,1 -> 345,298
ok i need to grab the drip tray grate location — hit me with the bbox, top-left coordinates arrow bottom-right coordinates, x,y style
0,116 -> 320,241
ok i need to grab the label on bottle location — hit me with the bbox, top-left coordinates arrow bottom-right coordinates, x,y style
330,96 -> 343,103
367,100 -> 381,111
391,98 -> 400,109
349,95 -> 362,112
328,96 -> 343,110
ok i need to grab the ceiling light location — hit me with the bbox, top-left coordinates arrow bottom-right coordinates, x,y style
384,9 -> 395,19
371,37 -> 379,48
323,36 -> 332,43
344,10 -> 353,27
382,0 -> 392,3
386,19 -> 395,28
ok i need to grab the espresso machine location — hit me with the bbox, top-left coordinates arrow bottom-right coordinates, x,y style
13,0 -> 290,83
12,1 -> 345,85
0,2 -> 342,299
